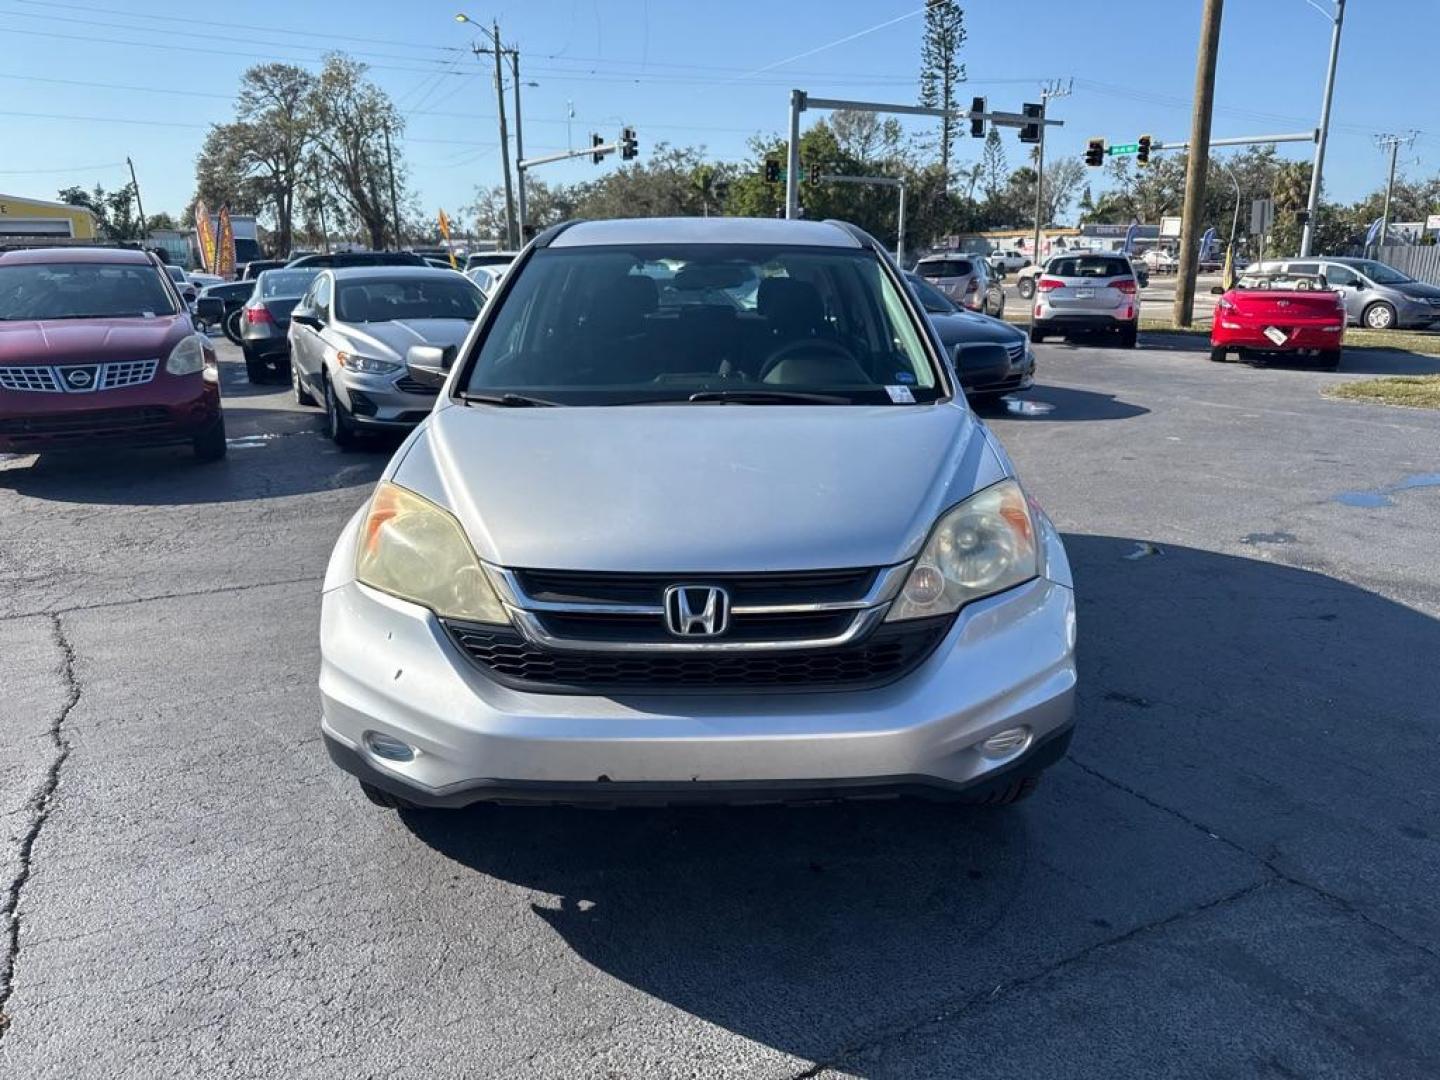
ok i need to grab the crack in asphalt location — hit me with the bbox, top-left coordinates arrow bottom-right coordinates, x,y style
0,573 -> 320,623
0,613 -> 80,1038
789,877 -> 1273,1079
1067,756 -> 1440,967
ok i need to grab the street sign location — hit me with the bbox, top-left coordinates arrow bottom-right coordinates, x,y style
1160,216 -> 1183,239
1426,213 -> 1440,232
1250,198 -> 1275,235
1107,143 -> 1140,156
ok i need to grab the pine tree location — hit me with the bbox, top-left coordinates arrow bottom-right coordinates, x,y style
917,0 -> 967,180
980,128 -> 1008,201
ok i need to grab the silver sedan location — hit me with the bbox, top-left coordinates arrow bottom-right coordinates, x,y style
287,266 -> 485,444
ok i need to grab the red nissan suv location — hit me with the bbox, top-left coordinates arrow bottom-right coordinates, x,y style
0,246 -> 225,461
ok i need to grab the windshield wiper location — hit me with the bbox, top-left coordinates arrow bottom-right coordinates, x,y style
457,392 -> 562,408
685,389 -> 852,405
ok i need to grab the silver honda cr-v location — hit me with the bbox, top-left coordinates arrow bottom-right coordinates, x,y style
319,217 -> 1076,810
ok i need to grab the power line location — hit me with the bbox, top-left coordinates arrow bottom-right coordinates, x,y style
730,4 -> 929,82
0,161 -> 126,174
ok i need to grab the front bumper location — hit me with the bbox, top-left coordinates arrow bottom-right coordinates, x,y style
318,574 -> 1078,806
0,373 -> 221,453
334,372 -> 436,426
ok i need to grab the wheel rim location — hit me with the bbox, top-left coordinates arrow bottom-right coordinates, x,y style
1368,305 -> 1393,329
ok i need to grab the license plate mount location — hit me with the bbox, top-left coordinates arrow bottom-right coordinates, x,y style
1264,326 -> 1288,346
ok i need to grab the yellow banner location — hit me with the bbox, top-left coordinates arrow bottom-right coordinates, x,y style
215,206 -> 235,278
194,200 -> 217,273
438,209 -> 457,269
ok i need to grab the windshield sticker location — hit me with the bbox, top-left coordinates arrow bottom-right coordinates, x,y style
142,311 -> 155,318
894,371 -> 917,384
885,384 -> 915,404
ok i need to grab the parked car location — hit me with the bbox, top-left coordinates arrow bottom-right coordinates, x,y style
1209,270 -> 1345,369
163,264 -> 198,309
288,265 -> 485,443
464,251 -> 519,273
905,271 -> 1034,403
914,253 -> 1003,316
286,251 -> 427,269
0,247 -> 225,461
989,248 -> 1031,273
1029,252 -> 1141,347
194,280 -> 254,334
237,267 -> 321,383
465,265 -> 506,296
318,216 -> 1077,813
1245,256 -> 1440,330
239,259 -> 286,281
1143,248 -> 1178,273
187,271 -> 224,290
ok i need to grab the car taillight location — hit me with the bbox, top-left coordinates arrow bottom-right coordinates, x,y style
1036,277 -> 1062,292
1113,279 -> 1137,294
1216,297 -> 1235,311
245,304 -> 273,324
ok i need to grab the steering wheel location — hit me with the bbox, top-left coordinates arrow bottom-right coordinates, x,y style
758,338 -> 856,382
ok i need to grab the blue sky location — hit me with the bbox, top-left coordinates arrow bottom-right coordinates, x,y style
0,0 -> 1433,225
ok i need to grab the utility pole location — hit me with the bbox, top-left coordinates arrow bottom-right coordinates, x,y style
1300,0 -> 1345,257
383,123 -> 403,250
510,49 -> 526,243
126,156 -> 148,239
1031,80 -> 1070,269
489,22 -> 516,249
1375,132 -> 1417,250
1173,0 -> 1224,327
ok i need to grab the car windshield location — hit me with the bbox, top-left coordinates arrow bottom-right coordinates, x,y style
1048,255 -> 1132,278
336,276 -> 483,323
1235,273 -> 1331,292
0,262 -> 180,320
260,268 -> 320,299
1346,259 -> 1413,285
905,273 -> 957,314
917,258 -> 973,279
463,243 -> 942,406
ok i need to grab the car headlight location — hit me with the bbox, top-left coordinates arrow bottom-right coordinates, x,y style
887,479 -> 1039,622
336,350 -> 399,375
165,333 -> 212,377
355,481 -> 508,624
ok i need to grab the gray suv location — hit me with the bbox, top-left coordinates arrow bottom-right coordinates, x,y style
1248,257 -> 1440,330
318,217 -> 1077,812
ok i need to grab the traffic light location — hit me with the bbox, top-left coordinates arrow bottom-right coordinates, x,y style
764,157 -> 781,184
808,162 -> 822,187
1019,102 -> 1043,144
621,126 -> 638,161
591,133 -> 605,165
1294,209 -> 1311,227
1136,134 -> 1152,167
970,96 -> 986,138
1085,138 -> 1105,167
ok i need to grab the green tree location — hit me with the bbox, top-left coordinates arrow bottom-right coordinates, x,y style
917,0 -> 966,178
979,128 -> 1007,202
58,182 -> 143,240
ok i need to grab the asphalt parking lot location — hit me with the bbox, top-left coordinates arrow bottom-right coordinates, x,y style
2,336 -> 1439,1078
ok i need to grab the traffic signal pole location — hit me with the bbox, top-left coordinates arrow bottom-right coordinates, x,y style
818,174 -> 907,263
1301,0 -> 1345,257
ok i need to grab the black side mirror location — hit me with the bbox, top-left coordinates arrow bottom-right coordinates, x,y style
405,344 -> 454,389
955,342 -> 1012,391
291,308 -> 321,329
195,296 -> 225,322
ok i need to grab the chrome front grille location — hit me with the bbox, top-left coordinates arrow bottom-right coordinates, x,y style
0,360 -> 159,393
1005,341 -> 1026,365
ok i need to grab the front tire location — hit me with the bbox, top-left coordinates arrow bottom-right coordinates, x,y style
192,416 -> 227,462
292,360 -> 317,406
1362,301 -> 1397,330
324,375 -> 356,447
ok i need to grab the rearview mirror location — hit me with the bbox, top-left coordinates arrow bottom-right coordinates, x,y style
955,342 -> 1011,392
405,344 -> 453,390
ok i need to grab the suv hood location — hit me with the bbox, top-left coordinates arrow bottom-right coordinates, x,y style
393,402 -> 1005,573
339,318 -> 474,361
0,315 -> 190,365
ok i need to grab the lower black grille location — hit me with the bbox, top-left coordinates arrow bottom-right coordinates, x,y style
0,406 -> 175,443
395,376 -> 440,396
443,616 -> 951,694
514,566 -> 877,608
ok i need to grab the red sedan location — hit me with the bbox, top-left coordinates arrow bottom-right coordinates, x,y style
1210,272 -> 1346,370
0,247 -> 225,461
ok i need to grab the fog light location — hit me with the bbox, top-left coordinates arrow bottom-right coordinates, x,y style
364,731 -> 415,762
981,726 -> 1032,759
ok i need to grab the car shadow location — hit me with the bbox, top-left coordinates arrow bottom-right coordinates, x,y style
398,535 -> 1440,1073
971,385 -> 1149,422
0,405 -> 404,505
